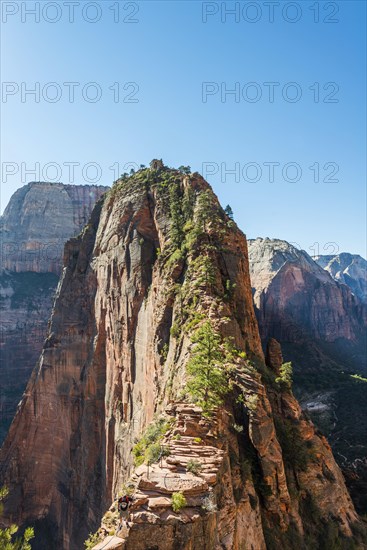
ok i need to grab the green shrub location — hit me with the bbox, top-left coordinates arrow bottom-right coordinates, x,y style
171,492 -> 187,512
170,322 -> 180,338
276,362 -> 293,389
133,418 -> 171,466
224,279 -> 236,300
84,532 -> 100,549
159,343 -> 169,361
0,487 -> 34,550
167,248 -> 185,267
187,459 -> 202,475
232,423 -> 244,433
244,394 -> 258,412
145,442 -> 163,464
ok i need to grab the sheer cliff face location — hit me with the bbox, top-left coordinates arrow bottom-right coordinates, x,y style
315,253 -> 367,304
0,182 -> 109,444
0,171 -> 363,550
0,271 -> 59,443
248,237 -> 367,513
248,238 -> 366,346
1,181 -> 109,273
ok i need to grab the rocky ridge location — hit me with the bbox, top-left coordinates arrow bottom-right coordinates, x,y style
0,168 -> 365,549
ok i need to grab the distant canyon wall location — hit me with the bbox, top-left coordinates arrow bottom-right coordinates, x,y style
0,182 -> 109,443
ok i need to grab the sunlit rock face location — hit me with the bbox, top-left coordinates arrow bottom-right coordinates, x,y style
248,238 -> 366,345
0,171 -> 363,549
248,237 -> 367,513
1,181 -> 109,273
314,253 -> 367,304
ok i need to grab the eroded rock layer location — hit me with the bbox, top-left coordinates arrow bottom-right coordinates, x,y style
0,169 -> 364,549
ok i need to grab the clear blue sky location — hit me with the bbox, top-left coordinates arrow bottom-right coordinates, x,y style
1,0 -> 366,257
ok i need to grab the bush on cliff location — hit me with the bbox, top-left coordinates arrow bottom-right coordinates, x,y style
133,417 -> 172,466
171,492 -> 187,513
276,362 -> 293,390
0,486 -> 34,550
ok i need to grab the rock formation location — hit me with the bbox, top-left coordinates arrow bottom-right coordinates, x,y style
0,182 -> 109,443
248,237 -> 367,513
315,253 -> 367,303
1,181 -> 109,274
248,238 -> 366,347
0,170 -> 365,549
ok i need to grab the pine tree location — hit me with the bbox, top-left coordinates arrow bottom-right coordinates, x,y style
224,205 -> 234,220
191,256 -> 216,291
196,190 -> 213,232
178,165 -> 191,174
187,322 -> 228,412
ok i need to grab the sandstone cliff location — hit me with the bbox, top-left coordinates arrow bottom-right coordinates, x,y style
0,182 -> 109,443
248,237 -> 367,513
248,238 -> 366,347
1,181 -> 109,274
315,253 -> 367,304
0,169 -> 365,549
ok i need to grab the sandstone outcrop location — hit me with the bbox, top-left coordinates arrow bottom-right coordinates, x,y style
0,182 -> 109,443
0,169 -> 365,549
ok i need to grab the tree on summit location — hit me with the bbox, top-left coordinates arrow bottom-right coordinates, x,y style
224,205 -> 234,220
178,165 -> 191,175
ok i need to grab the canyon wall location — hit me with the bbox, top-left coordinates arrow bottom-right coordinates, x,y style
1,181 -> 109,274
0,182 -> 109,443
0,169 -> 364,549
248,237 -> 367,513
